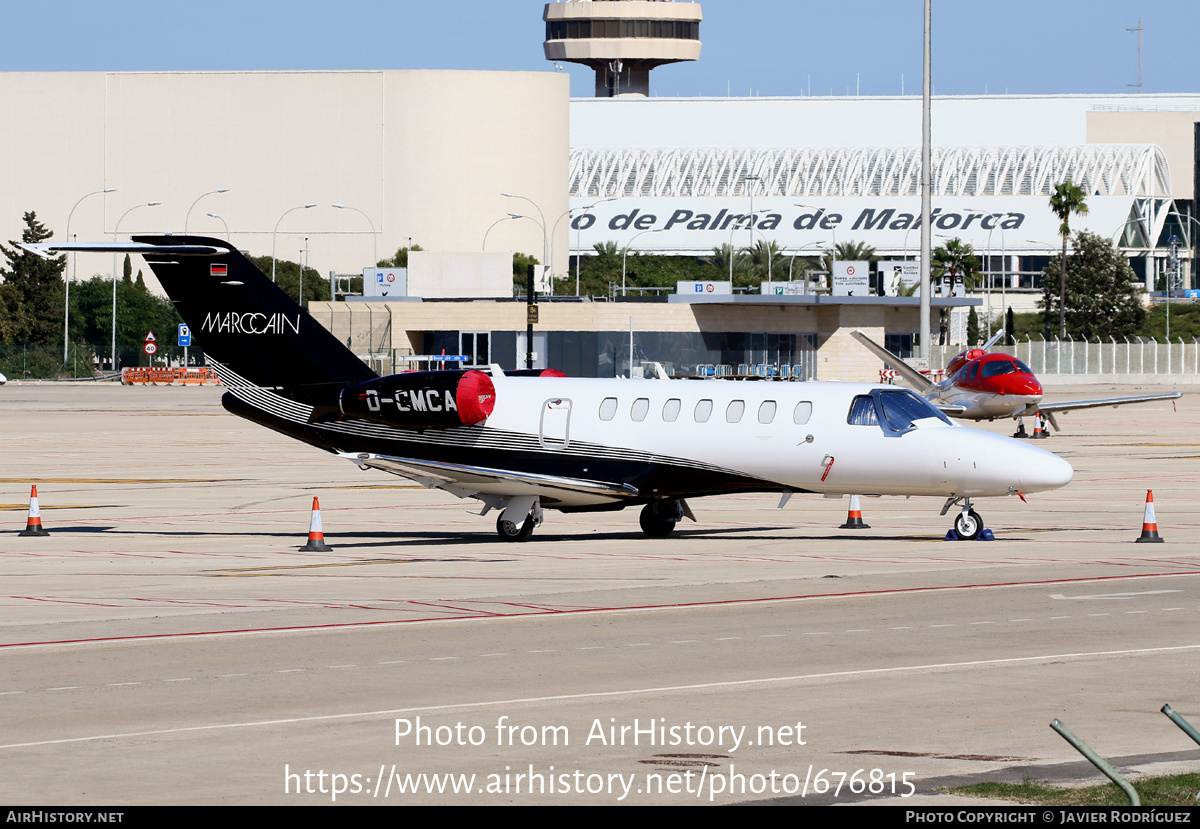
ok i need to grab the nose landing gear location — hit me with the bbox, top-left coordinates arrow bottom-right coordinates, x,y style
941,496 -> 984,541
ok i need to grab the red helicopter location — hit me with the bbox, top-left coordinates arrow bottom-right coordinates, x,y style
852,329 -> 1181,437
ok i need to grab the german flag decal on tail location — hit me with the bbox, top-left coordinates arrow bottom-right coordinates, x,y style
210,263 -> 228,276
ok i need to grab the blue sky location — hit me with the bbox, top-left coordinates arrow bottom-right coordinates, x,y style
5,1 -> 1198,98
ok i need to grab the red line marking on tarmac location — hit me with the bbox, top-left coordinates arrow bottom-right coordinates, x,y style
2,569 -> 1199,650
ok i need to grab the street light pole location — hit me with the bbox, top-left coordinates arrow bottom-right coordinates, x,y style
482,214 -> 520,251
184,188 -> 228,235
111,201 -> 161,374
64,187 -> 115,362
332,203 -> 378,268
205,212 -> 231,242
507,212 -> 548,294
920,0 -> 932,359
549,198 -> 615,296
272,204 -> 316,283
299,238 -> 310,307
502,192 -> 548,289
622,228 -> 664,296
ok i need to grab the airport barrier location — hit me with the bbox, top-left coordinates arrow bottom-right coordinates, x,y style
121,367 -> 222,386
930,337 -> 1200,379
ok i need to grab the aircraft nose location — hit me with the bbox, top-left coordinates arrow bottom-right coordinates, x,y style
1017,445 -> 1073,492
1004,375 -> 1042,397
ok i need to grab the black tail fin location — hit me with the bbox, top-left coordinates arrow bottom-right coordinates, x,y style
134,235 -> 376,402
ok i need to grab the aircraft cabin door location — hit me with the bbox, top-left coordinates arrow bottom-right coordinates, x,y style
540,398 -> 572,449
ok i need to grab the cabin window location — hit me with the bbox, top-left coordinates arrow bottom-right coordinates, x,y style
599,397 -> 617,421
758,401 -> 777,424
847,395 -> 879,426
694,399 -> 713,422
662,398 -> 681,422
726,400 -> 745,423
793,401 -> 813,424
631,398 -> 650,422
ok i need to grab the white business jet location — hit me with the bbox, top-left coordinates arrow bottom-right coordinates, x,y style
22,237 -> 1073,542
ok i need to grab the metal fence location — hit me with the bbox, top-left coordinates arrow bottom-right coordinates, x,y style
930,337 -> 1200,377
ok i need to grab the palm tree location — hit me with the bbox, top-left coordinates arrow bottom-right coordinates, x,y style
931,237 -> 980,292
741,239 -> 786,285
820,241 -> 877,273
818,241 -> 877,292
704,243 -> 748,283
1049,181 -> 1088,338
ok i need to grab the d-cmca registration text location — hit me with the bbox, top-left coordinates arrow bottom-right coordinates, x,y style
802,767 -> 916,798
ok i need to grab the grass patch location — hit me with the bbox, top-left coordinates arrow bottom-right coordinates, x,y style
950,773 -> 1200,806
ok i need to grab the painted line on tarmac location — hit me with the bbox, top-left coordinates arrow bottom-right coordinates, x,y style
1,569 -> 1198,651
3,642 -> 1200,750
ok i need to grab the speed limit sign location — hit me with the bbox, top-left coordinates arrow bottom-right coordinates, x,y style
144,341 -> 157,356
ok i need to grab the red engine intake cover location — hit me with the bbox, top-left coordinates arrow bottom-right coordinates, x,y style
455,369 -> 496,425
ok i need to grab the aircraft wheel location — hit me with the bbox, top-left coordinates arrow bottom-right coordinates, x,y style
496,515 -> 536,543
953,510 -> 984,541
639,503 -> 677,538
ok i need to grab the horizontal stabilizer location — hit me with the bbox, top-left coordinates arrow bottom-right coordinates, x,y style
20,242 -> 225,258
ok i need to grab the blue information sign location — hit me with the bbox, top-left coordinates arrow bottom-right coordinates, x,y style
178,324 -> 191,347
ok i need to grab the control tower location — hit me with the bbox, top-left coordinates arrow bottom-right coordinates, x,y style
543,1 -> 702,97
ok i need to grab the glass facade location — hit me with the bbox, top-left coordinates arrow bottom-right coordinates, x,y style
546,20 -> 700,41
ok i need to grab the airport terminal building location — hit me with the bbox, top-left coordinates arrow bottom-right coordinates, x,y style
2,57 -> 1199,379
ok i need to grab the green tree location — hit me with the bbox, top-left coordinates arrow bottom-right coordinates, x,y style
377,243 -> 423,268
1037,230 -> 1145,340
1049,180 -> 1089,338
966,306 -> 980,346
931,237 -> 981,291
247,255 -> 331,306
68,274 -> 185,369
513,252 -> 540,296
0,212 -> 65,348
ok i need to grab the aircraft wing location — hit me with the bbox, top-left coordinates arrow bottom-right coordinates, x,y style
849,330 -> 934,392
1035,392 -> 1182,431
338,451 -> 640,507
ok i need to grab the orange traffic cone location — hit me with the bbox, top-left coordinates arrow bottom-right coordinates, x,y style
18,485 -> 49,537
1135,489 -> 1164,543
840,494 -> 871,529
1031,414 -> 1047,440
299,496 -> 332,551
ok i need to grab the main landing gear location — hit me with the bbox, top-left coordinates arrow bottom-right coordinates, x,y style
495,495 -> 542,543
492,496 -> 695,541
941,496 -> 984,541
638,499 -> 694,538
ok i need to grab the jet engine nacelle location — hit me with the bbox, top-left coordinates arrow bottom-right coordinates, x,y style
339,369 -> 496,429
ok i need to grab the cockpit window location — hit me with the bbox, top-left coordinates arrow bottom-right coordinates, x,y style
849,390 -> 951,434
847,395 -> 878,426
1012,359 -> 1033,374
878,390 -> 952,431
981,360 -> 1020,378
